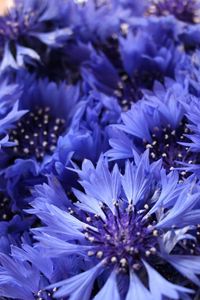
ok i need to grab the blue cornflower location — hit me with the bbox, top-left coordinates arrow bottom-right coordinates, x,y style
0,75 -> 36,246
0,242 -> 54,300
0,0 -> 73,71
146,0 -> 200,24
118,18 -> 179,79
0,72 -> 82,213
0,73 -> 80,167
29,152 -> 200,299
106,79 -> 200,178
0,214 -> 34,254
52,90 -> 121,186
82,16 -> 185,109
65,0 -> 140,42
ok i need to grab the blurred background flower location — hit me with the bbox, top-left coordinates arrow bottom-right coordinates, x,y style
0,0 -> 13,15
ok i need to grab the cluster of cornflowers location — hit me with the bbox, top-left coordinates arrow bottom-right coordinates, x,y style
0,0 -> 200,300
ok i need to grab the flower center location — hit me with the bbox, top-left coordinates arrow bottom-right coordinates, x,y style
146,0 -> 199,23
0,193 -> 11,221
6,106 -> 65,161
144,119 -> 200,176
84,203 -> 158,272
114,73 -> 142,111
35,288 -> 57,300
114,71 -> 162,111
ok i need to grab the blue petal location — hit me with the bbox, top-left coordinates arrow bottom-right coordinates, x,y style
122,153 -> 152,205
29,28 -> 73,47
156,184 -> 200,228
79,159 -> 121,214
32,175 -> 70,209
0,101 -> 28,134
73,188 -> 106,220
126,272 -> 153,300
105,130 -> 136,161
0,43 -> 17,71
143,260 -> 193,300
29,203 -> 85,240
148,170 -> 180,215
165,255 -> 200,286
48,263 -> 103,299
16,45 -> 40,66
34,233 -> 90,257
94,271 -> 120,300
11,244 -> 53,279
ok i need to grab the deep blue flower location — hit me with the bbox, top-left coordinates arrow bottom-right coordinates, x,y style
106,79 -> 200,178
0,0 -> 73,72
0,73 -> 80,167
28,152 -> 200,299
64,0 -> 141,42
0,242 -> 54,300
0,213 -> 34,254
1,0 -> 200,299
0,75 -> 37,252
0,72 -> 82,214
118,18 -> 179,79
0,0 -> 144,82
82,16 -> 185,109
51,90 -> 121,187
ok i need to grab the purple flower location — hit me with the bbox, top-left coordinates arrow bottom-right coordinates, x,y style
28,152 -> 200,299
0,0 -> 73,71
106,79 -> 200,178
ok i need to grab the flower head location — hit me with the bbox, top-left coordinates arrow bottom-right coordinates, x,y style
29,152 -> 200,299
82,17 -> 184,109
0,242 -> 54,300
0,72 -> 81,214
1,73 -> 80,166
52,90 -> 121,187
0,0 -> 73,71
106,79 -> 200,178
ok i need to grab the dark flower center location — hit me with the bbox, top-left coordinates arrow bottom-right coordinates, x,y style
114,73 -> 143,111
6,106 -> 65,161
146,0 -> 200,23
144,119 -> 200,177
94,36 -> 162,111
0,193 -> 12,221
83,203 -> 158,272
114,71 -> 163,111
35,288 -> 57,300
175,225 -> 200,256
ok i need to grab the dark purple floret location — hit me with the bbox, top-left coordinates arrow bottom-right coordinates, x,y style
143,118 -> 200,177
177,225 -> 200,256
114,70 -> 163,110
35,289 -> 58,300
5,106 -> 65,161
114,73 -> 143,110
84,202 -> 158,272
147,0 -> 200,23
0,192 -> 12,221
